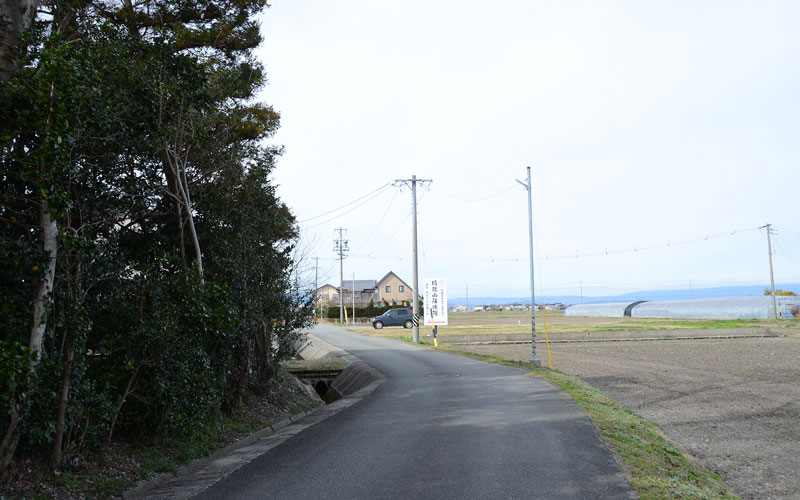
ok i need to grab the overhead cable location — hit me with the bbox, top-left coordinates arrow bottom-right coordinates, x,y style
346,226 -> 763,263
301,184 -> 391,230
360,188 -> 400,248
298,183 -> 390,224
433,183 -> 518,202
771,235 -> 800,275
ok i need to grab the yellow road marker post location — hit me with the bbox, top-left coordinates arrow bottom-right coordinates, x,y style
542,310 -> 552,369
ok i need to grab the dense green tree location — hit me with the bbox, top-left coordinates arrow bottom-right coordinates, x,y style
0,0 -> 312,477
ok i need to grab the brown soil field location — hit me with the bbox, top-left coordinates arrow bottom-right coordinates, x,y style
457,337 -> 800,500
339,310 -> 800,337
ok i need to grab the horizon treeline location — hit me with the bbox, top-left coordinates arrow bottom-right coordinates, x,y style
0,0 -> 311,475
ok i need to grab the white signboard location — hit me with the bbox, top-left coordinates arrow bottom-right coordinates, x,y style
423,278 -> 448,326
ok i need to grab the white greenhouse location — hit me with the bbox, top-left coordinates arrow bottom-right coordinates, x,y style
565,296 -> 800,319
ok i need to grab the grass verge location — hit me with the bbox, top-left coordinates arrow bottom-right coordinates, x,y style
1,370 -> 322,500
392,335 -> 740,500
281,358 -> 349,371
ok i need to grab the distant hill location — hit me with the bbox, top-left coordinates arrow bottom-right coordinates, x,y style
447,284 -> 800,307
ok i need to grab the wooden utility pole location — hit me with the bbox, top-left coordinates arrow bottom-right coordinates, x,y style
334,228 -> 348,324
394,176 -> 432,344
761,224 -> 778,319
314,257 -> 319,322
352,273 -> 356,325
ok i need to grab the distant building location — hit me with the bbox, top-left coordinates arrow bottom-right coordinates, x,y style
316,271 -> 413,306
376,271 -> 412,304
317,284 -> 340,303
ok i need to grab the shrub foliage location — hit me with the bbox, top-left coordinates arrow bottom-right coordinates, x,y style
0,0 -> 311,474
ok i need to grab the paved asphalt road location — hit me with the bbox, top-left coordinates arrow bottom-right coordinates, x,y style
196,325 -> 635,500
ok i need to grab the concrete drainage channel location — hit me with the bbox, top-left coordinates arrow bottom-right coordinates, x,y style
290,334 -> 385,403
283,365 -> 346,403
124,334 -> 384,500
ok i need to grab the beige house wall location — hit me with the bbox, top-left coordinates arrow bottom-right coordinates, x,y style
318,284 -> 339,303
377,273 -> 412,304
318,272 -> 412,305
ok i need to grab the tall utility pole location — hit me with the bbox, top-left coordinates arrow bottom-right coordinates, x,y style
352,273 -> 356,325
394,175 -> 432,344
516,167 -> 540,366
314,257 -> 319,322
334,228 -> 349,324
761,223 -> 778,319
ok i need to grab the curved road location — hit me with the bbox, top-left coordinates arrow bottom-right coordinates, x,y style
197,325 -> 635,499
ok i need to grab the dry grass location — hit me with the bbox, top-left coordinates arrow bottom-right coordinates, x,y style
341,310 -> 798,337
280,358 -> 348,371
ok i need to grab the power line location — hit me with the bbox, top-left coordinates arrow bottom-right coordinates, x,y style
299,183 -> 390,224
302,185 -> 391,230
358,179 -> 430,256
360,188 -> 400,248
770,229 -> 800,237
432,183 -> 518,202
771,235 -> 800,275
536,226 -> 760,261
362,211 -> 411,255
352,225 -> 763,263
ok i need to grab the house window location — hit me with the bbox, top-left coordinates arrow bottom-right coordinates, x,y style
399,285 -> 404,292
385,286 -> 391,293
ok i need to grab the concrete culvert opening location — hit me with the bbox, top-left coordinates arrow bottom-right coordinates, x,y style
314,380 -> 328,397
281,358 -> 347,405
317,382 -> 342,404
314,380 -> 342,403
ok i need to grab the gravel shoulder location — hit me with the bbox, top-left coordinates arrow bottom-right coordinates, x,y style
457,337 -> 800,500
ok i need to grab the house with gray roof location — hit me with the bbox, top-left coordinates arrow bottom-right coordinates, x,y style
317,271 -> 413,306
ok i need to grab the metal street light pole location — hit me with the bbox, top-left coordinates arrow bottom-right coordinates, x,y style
517,166 -> 540,365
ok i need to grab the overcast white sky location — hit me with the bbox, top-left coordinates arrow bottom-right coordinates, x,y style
256,1 -> 800,298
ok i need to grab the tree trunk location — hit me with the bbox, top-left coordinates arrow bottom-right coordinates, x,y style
163,148 -> 202,277
51,338 -> 73,465
0,409 -> 21,481
1,198 -> 60,476
107,364 -> 140,443
0,0 -> 40,79
29,200 -> 58,366
176,154 -> 203,278
51,242 -> 79,466
162,151 -> 188,269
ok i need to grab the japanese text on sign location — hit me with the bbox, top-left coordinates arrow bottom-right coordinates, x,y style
423,278 -> 448,326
